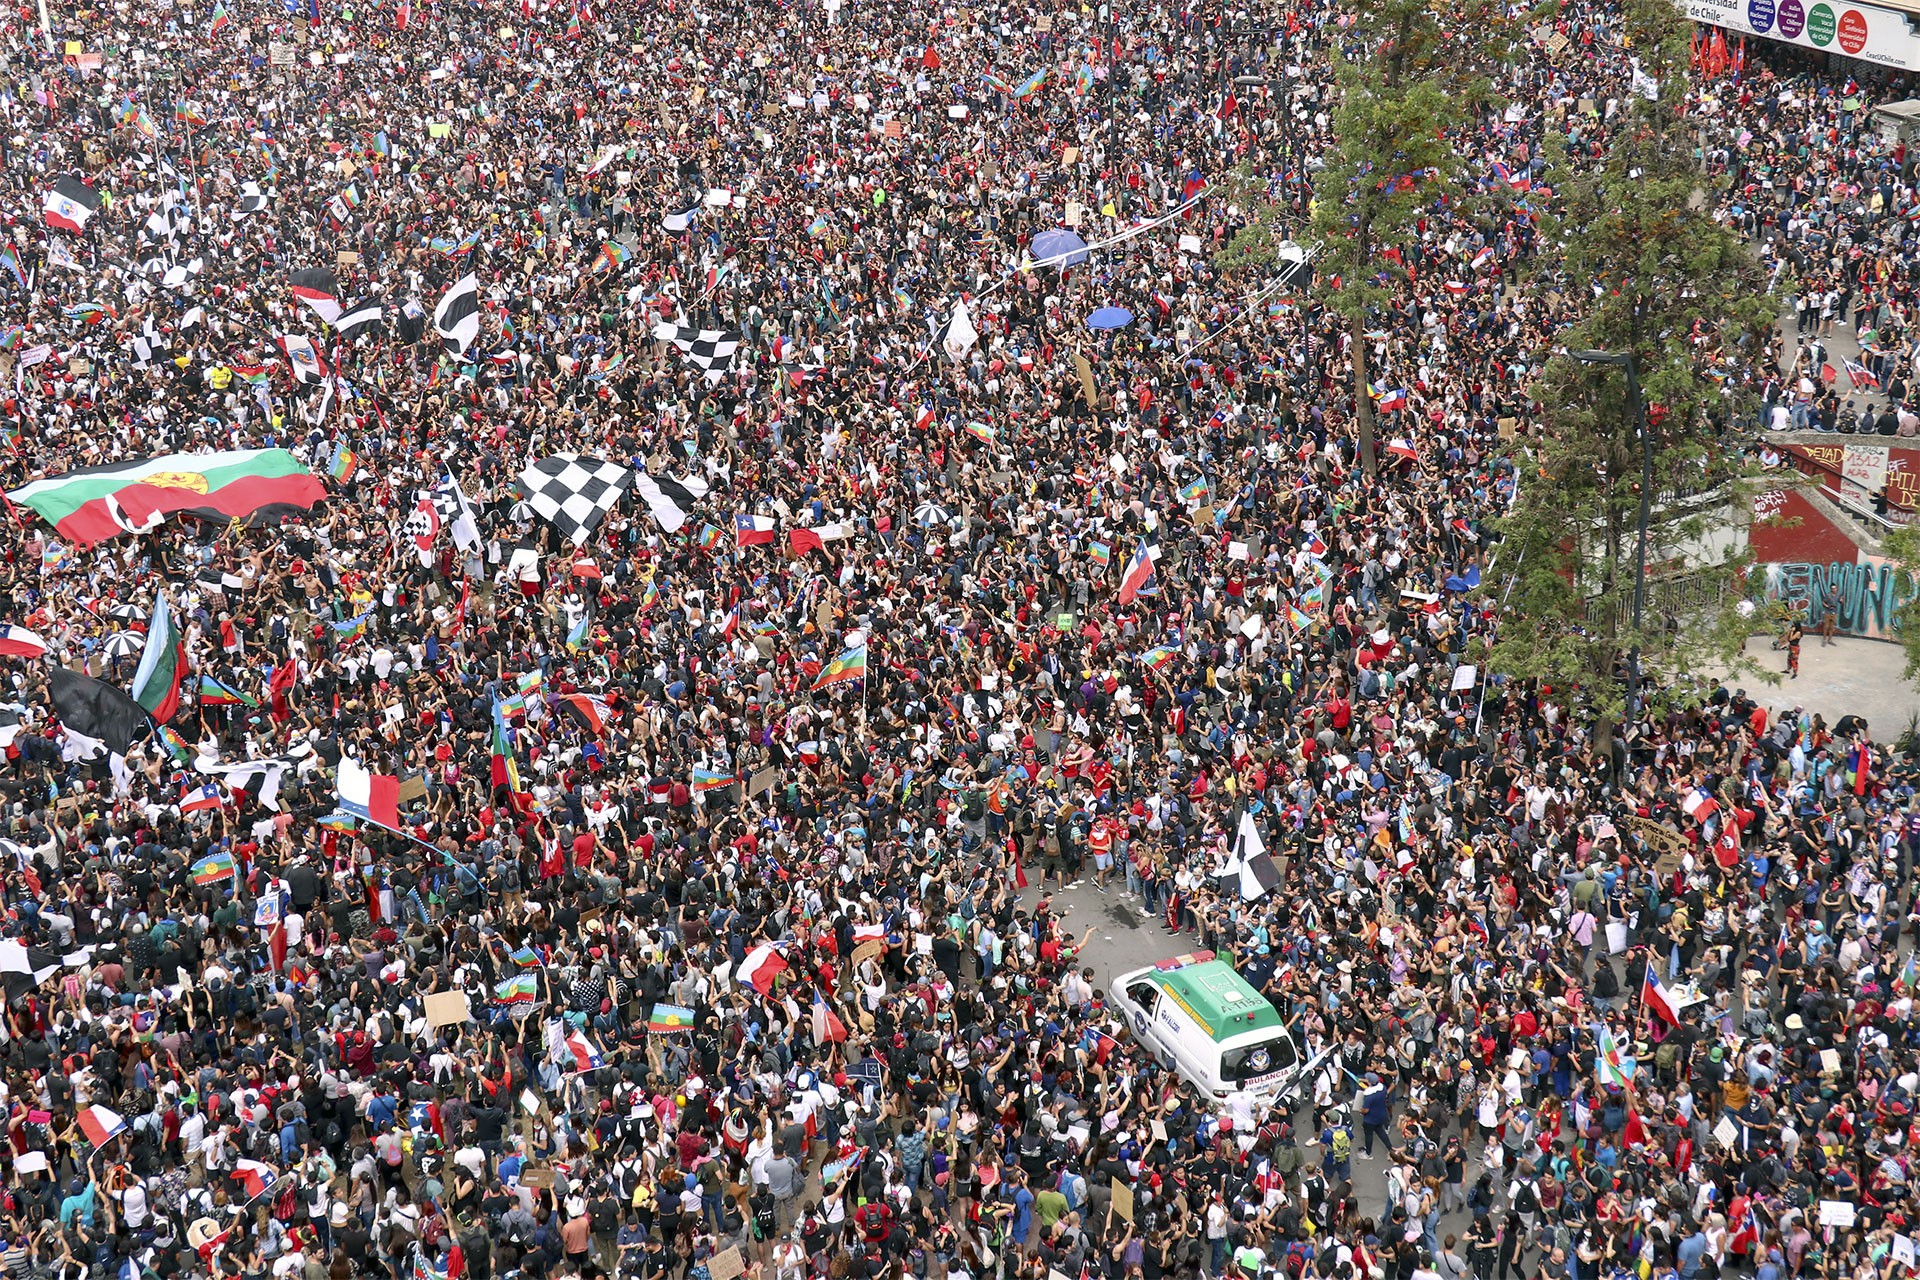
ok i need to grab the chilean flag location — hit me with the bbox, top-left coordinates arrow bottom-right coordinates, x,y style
561,1028 -> 604,1072
1117,541 -> 1159,605
234,1159 -> 278,1198
1642,966 -> 1681,1027
735,513 -> 777,546
337,757 -> 401,827
0,625 -> 48,659
914,403 -> 936,431
78,1105 -> 126,1147
810,991 -> 848,1044
180,782 -> 223,813
737,943 -> 789,994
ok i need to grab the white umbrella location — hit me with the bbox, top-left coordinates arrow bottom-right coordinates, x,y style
101,632 -> 143,659
105,602 -> 144,621
912,500 -> 950,528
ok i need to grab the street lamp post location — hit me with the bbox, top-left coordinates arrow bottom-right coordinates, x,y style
1570,349 -> 1654,721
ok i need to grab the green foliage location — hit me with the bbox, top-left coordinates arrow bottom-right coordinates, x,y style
1488,0 -> 1776,723
1214,163 -> 1292,283
1880,526 -> 1920,681
1308,0 -> 1503,473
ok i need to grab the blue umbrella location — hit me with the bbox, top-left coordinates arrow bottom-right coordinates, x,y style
1029,228 -> 1089,268
1087,306 -> 1133,330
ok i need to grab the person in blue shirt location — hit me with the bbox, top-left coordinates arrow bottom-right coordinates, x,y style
58,1177 -> 95,1229
1008,1169 -> 1035,1246
1676,1228 -> 1709,1280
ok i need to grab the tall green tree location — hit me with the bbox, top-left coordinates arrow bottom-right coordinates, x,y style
1309,0 -> 1494,476
1489,0 -> 1776,740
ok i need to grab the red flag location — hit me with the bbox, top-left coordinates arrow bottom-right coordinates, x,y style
269,921 -> 288,974
921,44 -> 940,70
396,0 -> 410,26
1622,1107 -> 1649,1149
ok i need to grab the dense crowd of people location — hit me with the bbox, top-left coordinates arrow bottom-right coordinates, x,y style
0,5 -> 1916,1280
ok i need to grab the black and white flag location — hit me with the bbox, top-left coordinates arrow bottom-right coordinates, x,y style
290,268 -> 342,325
433,273 -> 481,355
129,317 -> 168,369
516,454 -> 635,547
234,182 -> 270,217
633,470 -> 710,534
653,323 -> 741,385
430,472 -> 483,552
334,297 -> 384,339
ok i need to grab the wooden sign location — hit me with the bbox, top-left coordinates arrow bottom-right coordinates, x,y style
424,990 -> 471,1027
336,251 -> 360,266
1062,147 -> 1079,167
884,119 -> 904,139
1110,1178 -> 1135,1222
850,939 -> 884,967
748,767 -> 779,798
708,1248 -> 746,1280
397,773 -> 429,804
522,1165 -> 555,1189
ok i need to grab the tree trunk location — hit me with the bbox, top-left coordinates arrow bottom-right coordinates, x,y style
1351,310 -> 1377,478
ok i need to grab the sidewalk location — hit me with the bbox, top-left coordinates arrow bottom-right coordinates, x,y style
1705,634 -> 1920,731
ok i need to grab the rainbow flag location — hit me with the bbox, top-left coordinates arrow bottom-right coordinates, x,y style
812,643 -> 867,691
566,614 -> 590,651
647,1003 -> 695,1033
329,443 -> 356,482
1141,645 -> 1176,670
1089,541 -> 1111,566
691,767 -> 736,793
638,578 -> 659,612
1286,605 -> 1313,631
1177,477 -> 1209,503
190,851 -> 235,886
493,974 -> 540,1004
209,0 -> 231,34
962,421 -> 996,444
197,674 -> 257,708
509,946 -> 543,969
316,810 -> 358,831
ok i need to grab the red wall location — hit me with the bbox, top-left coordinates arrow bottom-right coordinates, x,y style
1750,486 -> 1861,566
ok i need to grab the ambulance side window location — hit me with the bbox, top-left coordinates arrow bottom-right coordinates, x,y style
1127,981 -> 1161,1019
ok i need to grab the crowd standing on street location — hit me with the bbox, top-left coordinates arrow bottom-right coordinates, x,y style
0,7 -> 1917,1280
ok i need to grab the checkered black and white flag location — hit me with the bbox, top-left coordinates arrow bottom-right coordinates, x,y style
653,323 -> 741,385
517,454 -> 635,547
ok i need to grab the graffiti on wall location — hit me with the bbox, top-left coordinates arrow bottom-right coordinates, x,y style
1764,557 -> 1920,639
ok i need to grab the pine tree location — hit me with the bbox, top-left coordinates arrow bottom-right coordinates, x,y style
1489,0 -> 1776,740
1308,0 -> 1494,476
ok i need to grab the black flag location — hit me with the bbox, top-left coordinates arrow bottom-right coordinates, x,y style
47,665 -> 148,752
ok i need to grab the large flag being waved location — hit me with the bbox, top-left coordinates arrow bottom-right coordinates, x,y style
634,470 -> 709,533
433,273 -> 481,354
8,449 -> 327,547
1642,966 -> 1681,1027
0,626 -> 48,659
334,297 -> 384,339
289,268 -> 342,324
653,323 -> 741,384
42,177 -> 101,234
1118,540 -> 1161,604
517,454 -> 635,546
812,643 -> 868,691
936,298 -> 978,362
47,665 -> 148,752
130,591 -> 185,723
277,334 -> 330,384
337,757 -> 401,827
